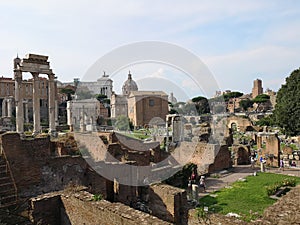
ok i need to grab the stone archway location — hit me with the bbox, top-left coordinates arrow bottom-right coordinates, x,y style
232,145 -> 250,165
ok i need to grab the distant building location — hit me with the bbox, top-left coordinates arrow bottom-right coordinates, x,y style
252,79 -> 263,98
110,72 -> 169,127
0,76 -> 56,122
110,72 -> 139,118
128,91 -> 169,127
63,72 -> 113,98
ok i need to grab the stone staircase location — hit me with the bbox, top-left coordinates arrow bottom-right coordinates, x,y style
0,154 -> 18,208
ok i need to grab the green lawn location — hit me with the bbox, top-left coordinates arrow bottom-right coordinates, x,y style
199,173 -> 300,221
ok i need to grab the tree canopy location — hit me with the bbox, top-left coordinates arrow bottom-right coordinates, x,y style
273,68 -> 300,136
252,94 -> 270,103
191,96 -> 210,114
239,99 -> 253,111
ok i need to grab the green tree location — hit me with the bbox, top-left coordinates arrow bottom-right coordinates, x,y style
223,91 -> 243,102
274,68 -> 300,136
60,88 -> 75,101
191,96 -> 210,114
256,115 -> 274,127
252,94 -> 270,111
95,94 -> 107,102
239,99 -> 253,111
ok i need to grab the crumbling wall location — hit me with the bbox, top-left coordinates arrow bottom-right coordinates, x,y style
29,191 -> 172,225
0,133 -> 107,198
232,145 -> 250,165
191,143 -> 232,174
149,184 -> 188,225
208,145 -> 232,173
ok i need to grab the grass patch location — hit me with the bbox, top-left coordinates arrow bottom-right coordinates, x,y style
198,173 -> 300,221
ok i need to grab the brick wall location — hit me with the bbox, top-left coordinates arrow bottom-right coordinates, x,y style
0,133 -> 107,198
149,183 -> 188,225
29,191 -> 172,225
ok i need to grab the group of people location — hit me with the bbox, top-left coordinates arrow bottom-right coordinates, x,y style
188,171 -> 206,192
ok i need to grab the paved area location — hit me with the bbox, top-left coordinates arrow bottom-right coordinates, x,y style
198,165 -> 300,197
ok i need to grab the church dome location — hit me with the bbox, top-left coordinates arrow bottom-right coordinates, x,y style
122,72 -> 138,96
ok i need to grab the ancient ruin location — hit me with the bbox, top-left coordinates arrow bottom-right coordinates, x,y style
13,54 -> 57,135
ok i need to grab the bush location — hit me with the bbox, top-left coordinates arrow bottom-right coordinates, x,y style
266,178 -> 296,195
282,178 -> 296,187
266,183 -> 281,196
92,194 -> 103,201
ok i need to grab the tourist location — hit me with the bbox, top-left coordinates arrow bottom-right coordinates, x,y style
199,176 -> 206,192
190,171 -> 196,184
250,156 -> 255,169
279,159 -> 284,171
291,161 -> 296,167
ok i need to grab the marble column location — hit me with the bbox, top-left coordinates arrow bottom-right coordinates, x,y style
7,97 -> 13,118
14,71 -> 24,133
2,99 -> 7,117
67,101 -> 72,129
24,100 -> 29,123
80,106 -> 86,132
55,99 -> 59,126
48,73 -> 56,134
32,72 -> 40,135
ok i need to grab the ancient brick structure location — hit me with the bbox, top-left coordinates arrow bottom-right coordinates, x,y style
232,145 -> 251,165
252,78 -> 263,98
29,190 -> 171,225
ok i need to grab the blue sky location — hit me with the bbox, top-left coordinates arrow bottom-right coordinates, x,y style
1,0 -> 300,100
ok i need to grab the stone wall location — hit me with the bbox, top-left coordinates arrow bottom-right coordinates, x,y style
232,145 -> 250,165
208,145 -> 232,173
0,132 -> 107,198
149,183 -> 188,225
29,190 -> 171,225
227,115 -> 253,132
191,143 -> 232,174
257,133 -> 280,167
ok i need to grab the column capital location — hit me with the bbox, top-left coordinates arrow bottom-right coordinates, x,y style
48,73 -> 56,81
31,72 -> 39,79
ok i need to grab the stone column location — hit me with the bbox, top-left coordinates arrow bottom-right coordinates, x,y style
48,73 -> 56,135
67,101 -> 73,131
55,99 -> 59,126
24,100 -> 29,123
80,106 -> 86,132
14,71 -> 24,133
7,97 -> 13,117
2,99 -> 7,117
32,72 -> 41,135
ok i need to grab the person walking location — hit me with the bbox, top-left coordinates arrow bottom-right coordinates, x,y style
250,156 -> 255,169
279,159 -> 284,171
199,176 -> 206,192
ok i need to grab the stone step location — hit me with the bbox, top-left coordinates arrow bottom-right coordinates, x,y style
0,194 -> 17,205
0,188 -> 16,196
0,176 -> 11,183
0,182 -> 15,189
0,164 -> 7,169
0,171 -> 8,178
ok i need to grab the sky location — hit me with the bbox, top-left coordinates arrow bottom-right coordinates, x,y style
1,0 -> 300,101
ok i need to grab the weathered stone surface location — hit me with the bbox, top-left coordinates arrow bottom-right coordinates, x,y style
29,190 -> 171,225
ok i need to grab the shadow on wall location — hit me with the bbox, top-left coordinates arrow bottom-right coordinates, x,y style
148,184 -> 188,225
